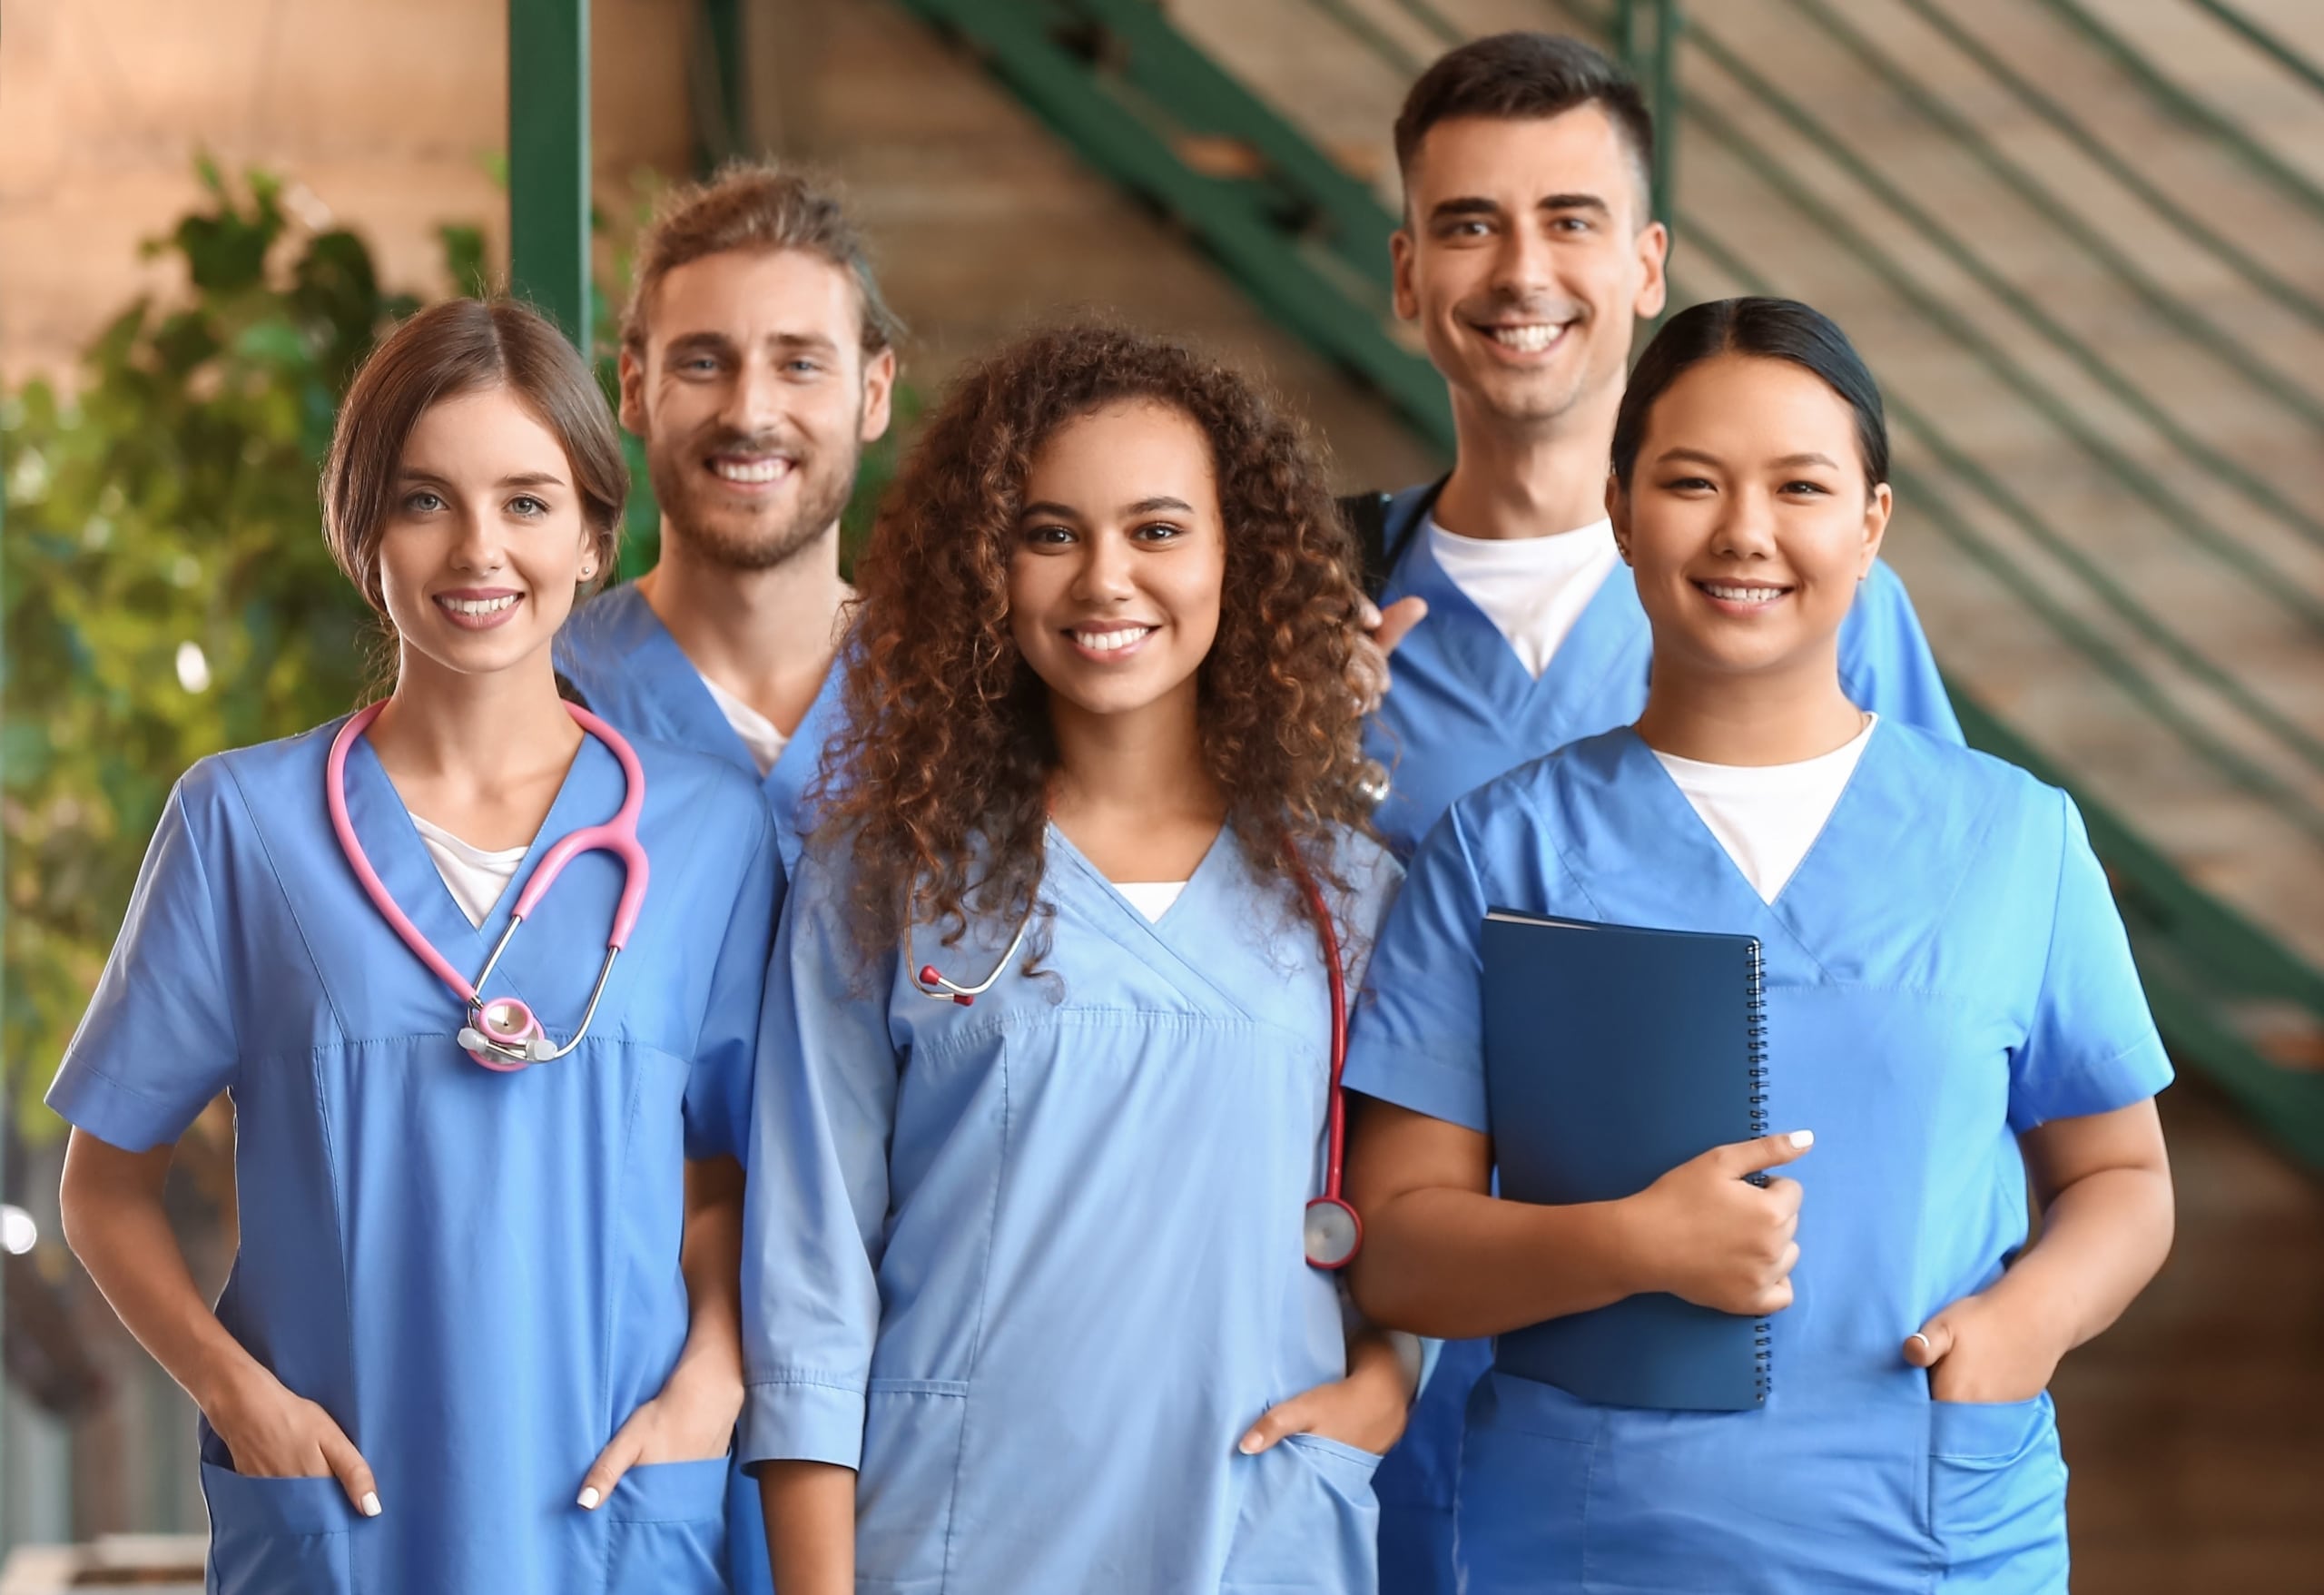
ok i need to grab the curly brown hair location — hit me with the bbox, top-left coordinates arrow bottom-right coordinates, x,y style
814,322 -> 1376,970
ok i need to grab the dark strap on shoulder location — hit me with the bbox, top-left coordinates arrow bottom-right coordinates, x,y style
1337,491 -> 1396,600
1338,477 -> 1448,600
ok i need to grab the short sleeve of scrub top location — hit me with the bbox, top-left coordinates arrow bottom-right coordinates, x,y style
684,810 -> 784,1164
739,848 -> 892,1472
47,773 -> 241,1152
1344,801 -> 1510,1136
2009,791 -> 2174,1131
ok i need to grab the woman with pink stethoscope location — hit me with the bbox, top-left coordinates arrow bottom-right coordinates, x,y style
52,299 -> 778,1595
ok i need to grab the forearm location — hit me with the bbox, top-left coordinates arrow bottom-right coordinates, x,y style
760,1460 -> 855,1595
60,1134 -> 261,1414
675,1157 -> 745,1387
1988,1163 -> 2174,1354
1351,1185 -> 1647,1338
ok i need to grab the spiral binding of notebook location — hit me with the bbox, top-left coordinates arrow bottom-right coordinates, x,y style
1744,936 -> 1772,1404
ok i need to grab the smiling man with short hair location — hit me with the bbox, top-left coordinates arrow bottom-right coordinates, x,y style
556,163 -> 898,872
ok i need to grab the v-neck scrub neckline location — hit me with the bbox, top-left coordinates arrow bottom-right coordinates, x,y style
408,813 -> 528,929
1113,880 -> 1190,921
1647,715 -> 1877,906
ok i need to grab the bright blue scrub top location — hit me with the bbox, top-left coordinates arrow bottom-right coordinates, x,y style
1364,481 -> 1962,860
47,721 -> 782,1595
557,581 -> 847,873
1363,480 -> 1965,1594
742,825 -> 1402,1592
1345,722 -> 2172,1594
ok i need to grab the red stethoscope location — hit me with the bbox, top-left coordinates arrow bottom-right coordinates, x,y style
326,700 -> 650,1071
910,860 -> 1362,1270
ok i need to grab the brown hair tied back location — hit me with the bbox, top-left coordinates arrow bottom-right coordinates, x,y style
813,322 -> 1376,970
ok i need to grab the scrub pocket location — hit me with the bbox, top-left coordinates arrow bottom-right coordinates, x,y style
1451,1372 -> 1593,1594
200,1461 -> 356,1595
856,1379 -> 969,1591
1927,1395 -> 2069,1593
604,1454 -> 730,1595
1219,1432 -> 1382,1591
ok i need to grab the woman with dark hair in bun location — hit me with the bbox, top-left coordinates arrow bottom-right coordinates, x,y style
1344,298 -> 2173,1593
743,324 -> 1414,1593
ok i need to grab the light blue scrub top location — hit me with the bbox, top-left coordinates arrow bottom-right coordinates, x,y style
557,581 -> 848,873
47,721 -> 782,1595
742,824 -> 1402,1592
1345,722 -> 2173,1594
1362,480 -> 1967,1595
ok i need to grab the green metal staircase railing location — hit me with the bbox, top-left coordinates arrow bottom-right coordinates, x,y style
861,0 -> 2324,1169
895,0 -> 1452,449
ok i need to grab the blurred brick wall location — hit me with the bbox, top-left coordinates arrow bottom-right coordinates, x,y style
0,0 -> 699,389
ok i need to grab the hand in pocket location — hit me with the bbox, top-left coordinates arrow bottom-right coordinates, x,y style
1237,1330 -> 1413,1459
577,1363 -> 743,1510
1906,1293 -> 2064,1404
208,1367 -> 380,1516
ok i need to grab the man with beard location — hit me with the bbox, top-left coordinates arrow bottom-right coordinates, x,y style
1352,34 -> 1964,1595
558,164 -> 898,872
554,163 -> 898,1595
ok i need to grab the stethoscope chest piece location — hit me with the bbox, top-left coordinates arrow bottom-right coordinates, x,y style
1304,1195 -> 1362,1270
457,997 -> 550,1071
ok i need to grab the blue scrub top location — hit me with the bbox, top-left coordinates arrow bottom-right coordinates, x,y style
742,823 -> 1402,1592
556,581 -> 848,873
1346,722 -> 2172,1594
557,578 -> 849,1593
1364,479 -> 1964,858
1363,479 -> 1967,1594
48,721 -> 782,1595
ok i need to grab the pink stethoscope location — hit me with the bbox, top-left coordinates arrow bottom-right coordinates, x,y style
326,700 -> 649,1071
911,861 -> 1363,1270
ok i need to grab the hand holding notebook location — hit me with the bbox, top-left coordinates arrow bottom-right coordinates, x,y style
1626,1129 -> 1812,1316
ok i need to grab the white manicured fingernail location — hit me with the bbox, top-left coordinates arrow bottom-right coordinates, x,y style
360,1492 -> 382,1518
1788,1129 -> 1815,1148
577,1487 -> 601,1511
1906,1334 -> 1930,1353
1237,1433 -> 1263,1455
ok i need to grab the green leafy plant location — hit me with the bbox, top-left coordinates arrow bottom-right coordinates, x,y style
1,161 -> 411,1131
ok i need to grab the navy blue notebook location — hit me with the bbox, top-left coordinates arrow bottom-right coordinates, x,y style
1481,908 -> 1771,1411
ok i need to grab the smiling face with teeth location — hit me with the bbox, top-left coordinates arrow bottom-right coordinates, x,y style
1610,352 -> 1890,693
1393,108 -> 1668,437
1007,400 -> 1226,736
375,387 -> 602,687
621,247 -> 895,572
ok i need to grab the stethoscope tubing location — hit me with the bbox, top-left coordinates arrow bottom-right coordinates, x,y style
1298,867 -> 1352,1216
910,846 -> 1360,1265
325,699 -> 649,1068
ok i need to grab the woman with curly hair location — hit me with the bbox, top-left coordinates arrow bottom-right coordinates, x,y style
739,324 -> 1413,1593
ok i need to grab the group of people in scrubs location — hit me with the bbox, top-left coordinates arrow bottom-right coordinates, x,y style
46,26 -> 2174,1595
